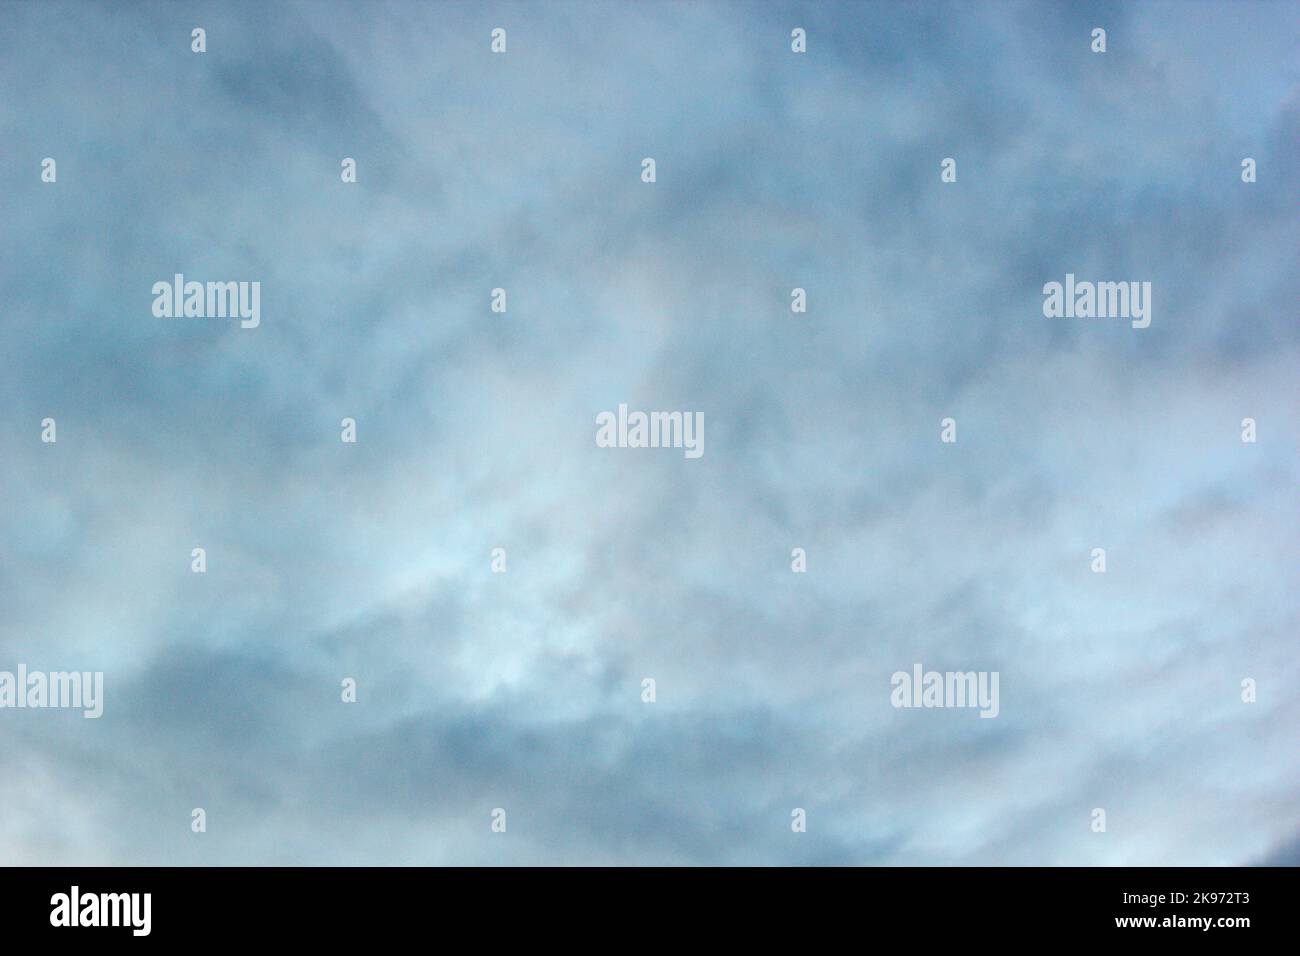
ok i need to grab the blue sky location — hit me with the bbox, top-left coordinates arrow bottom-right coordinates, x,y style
0,0 -> 1296,865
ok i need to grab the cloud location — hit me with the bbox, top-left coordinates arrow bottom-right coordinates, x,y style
0,0 -> 1296,865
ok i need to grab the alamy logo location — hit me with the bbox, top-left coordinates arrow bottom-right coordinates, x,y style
890,664 -> 1000,718
50,887 -> 151,936
0,665 -> 103,718
1042,273 -> 1151,328
152,274 -> 260,328
595,404 -> 704,459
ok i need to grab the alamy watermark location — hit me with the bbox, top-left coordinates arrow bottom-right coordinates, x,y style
1042,273 -> 1151,328
50,887 -> 150,936
890,664 -> 999,718
595,404 -> 704,459
152,274 -> 260,328
0,665 -> 103,718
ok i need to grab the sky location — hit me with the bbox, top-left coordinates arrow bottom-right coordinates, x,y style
0,0 -> 1296,865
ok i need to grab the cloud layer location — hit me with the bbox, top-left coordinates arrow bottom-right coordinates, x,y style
0,0 -> 1296,865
